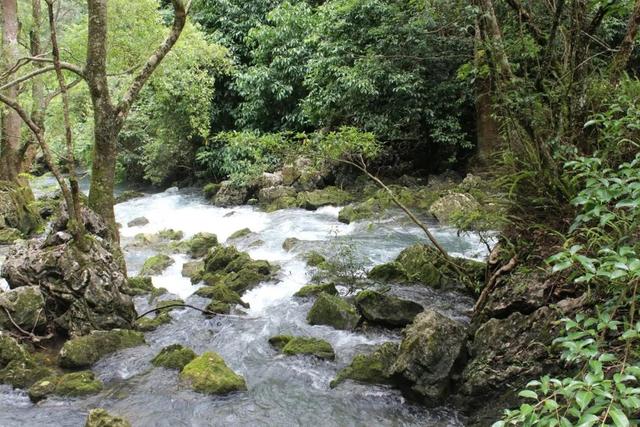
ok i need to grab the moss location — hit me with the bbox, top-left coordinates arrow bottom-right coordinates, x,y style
28,371 -> 103,402
158,229 -> 184,241
337,204 -> 376,224
0,358 -> 56,389
294,283 -> 338,298
296,186 -> 353,210
58,330 -> 146,369
203,183 -> 222,200
136,312 -> 172,332
85,409 -> 131,427
368,262 -> 409,282
228,228 -> 252,240
395,244 -> 444,287
0,333 -> 29,369
354,290 -> 424,327
124,276 -> 154,296
204,246 -> 242,272
115,191 -> 144,204
186,232 -> 219,258
205,301 -> 231,314
194,284 -> 249,308
306,293 -> 360,330
268,335 -> 293,351
0,286 -> 46,331
181,352 -> 247,395
264,196 -> 299,212
278,337 -> 335,360
182,260 -> 205,280
304,251 -> 326,267
140,254 -> 175,276
151,344 -> 197,370
148,287 -> 168,303
282,237 -> 300,251
330,342 -> 398,388
0,227 -> 22,244
156,299 -> 185,313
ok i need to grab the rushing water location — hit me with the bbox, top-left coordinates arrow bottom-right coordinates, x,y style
0,185 -> 490,427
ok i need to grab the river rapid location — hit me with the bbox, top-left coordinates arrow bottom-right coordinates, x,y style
0,185 -> 490,427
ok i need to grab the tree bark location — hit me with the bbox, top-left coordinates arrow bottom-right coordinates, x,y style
477,0 -> 513,81
610,0 -> 640,85
0,0 -> 24,183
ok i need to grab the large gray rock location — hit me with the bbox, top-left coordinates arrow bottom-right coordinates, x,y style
354,290 -> 423,327
214,181 -> 249,207
391,310 -> 466,405
1,215 -> 136,336
0,286 -> 47,332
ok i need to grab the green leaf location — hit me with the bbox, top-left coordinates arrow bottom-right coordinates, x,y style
609,406 -> 630,427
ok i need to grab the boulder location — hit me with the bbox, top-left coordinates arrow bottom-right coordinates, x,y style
115,191 -> 145,204
28,371 -> 103,402
1,234 -> 136,336
391,310 -> 466,405
202,183 -> 222,200
194,284 -> 248,308
202,246 -> 275,295
429,192 -> 480,226
0,333 -> 54,389
282,237 -> 300,251
304,251 -> 326,267
0,228 -> 22,245
228,228 -> 252,240
85,409 -> 131,427
0,181 -> 40,235
151,344 -> 197,370
268,335 -> 335,360
123,276 -> 154,296
258,185 -> 296,205
307,293 -> 360,330
181,352 -> 247,395
127,217 -> 149,227
355,290 -> 423,327
204,300 -> 230,314
0,286 -> 47,332
254,171 -> 283,188
214,181 -> 249,207
330,342 -> 398,388
296,187 -> 352,210
157,229 -> 184,241
368,262 -> 408,282
140,254 -> 174,276
186,232 -> 218,258
0,333 -> 30,369
181,260 -> 204,280
58,329 -> 146,369
293,283 -> 338,298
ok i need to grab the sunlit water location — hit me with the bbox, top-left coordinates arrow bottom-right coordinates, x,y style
0,184 -> 491,427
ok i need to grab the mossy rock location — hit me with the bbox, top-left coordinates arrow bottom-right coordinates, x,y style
368,262 -> 409,283
0,286 -> 47,332
0,180 -> 41,235
140,254 -> 175,276
296,187 -> 353,210
282,237 -> 301,252
354,290 -> 423,328
269,335 -> 335,360
264,195 -> 300,212
0,358 -> 56,389
0,227 -> 22,245
204,246 -> 243,273
228,228 -> 252,240
148,287 -> 168,303
294,283 -> 338,298
194,284 -> 248,308
181,352 -> 247,395
136,312 -> 172,332
85,409 -> 131,427
115,191 -> 145,204
155,299 -> 185,314
0,333 -> 30,369
158,229 -> 184,241
203,183 -> 222,200
330,342 -> 398,388
182,260 -> 204,280
124,276 -> 154,296
151,344 -> 197,370
58,330 -> 146,369
307,293 -> 360,330
28,371 -> 103,402
429,192 -> 480,226
205,300 -> 231,315
304,251 -> 326,267
187,232 -> 219,258
337,204 -> 376,225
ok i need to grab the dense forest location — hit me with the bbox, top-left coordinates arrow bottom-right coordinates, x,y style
0,0 -> 639,426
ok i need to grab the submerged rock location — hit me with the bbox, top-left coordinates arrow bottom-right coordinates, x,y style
391,310 -> 466,405
140,254 -> 174,276
228,228 -> 252,240
282,237 -> 300,251
58,329 -> 146,369
127,217 -> 149,227
85,409 -> 131,427
269,335 -> 335,360
181,352 -> 247,395
186,232 -> 219,259
293,283 -> 338,298
0,286 -> 47,332
355,290 -> 423,328
307,293 -> 360,330
151,344 -> 197,370
28,371 -> 103,402
331,342 -> 398,388
135,312 -> 171,332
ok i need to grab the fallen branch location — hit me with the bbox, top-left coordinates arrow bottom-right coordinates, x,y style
473,256 -> 518,313
135,303 -> 257,320
2,306 -> 54,343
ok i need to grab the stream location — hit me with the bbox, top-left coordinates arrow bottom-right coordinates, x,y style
0,184 -> 490,427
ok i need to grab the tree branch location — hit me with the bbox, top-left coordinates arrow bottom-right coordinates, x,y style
504,0 -> 547,46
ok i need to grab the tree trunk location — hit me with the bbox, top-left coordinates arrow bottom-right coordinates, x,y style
477,0 -> 513,81
0,0 -> 23,184
610,0 -> 640,85
24,0 -> 45,174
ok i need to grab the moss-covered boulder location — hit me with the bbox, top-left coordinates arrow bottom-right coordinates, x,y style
297,187 -> 353,210
368,262 -> 409,282
269,335 -> 335,360
391,310 -> 467,404
155,299 -> 184,314
0,357 -> 56,389
186,232 -> 219,258
140,254 -> 174,276
0,227 -> 22,244
182,260 -> 204,280
0,333 -> 30,369
282,237 -> 300,252
355,290 -> 423,328
135,312 -> 172,332
158,229 -> 184,241
115,190 -> 145,204
307,293 -> 360,330
202,246 -> 276,295
181,352 -> 247,395
85,409 -> 131,427
151,344 -> 197,370
228,228 -> 252,240
58,330 -> 146,369
258,185 -> 297,208
0,180 -> 40,235
429,192 -> 480,226
330,342 -> 398,388
194,284 -> 249,308
205,300 -> 231,315
203,183 -> 222,200
214,181 -> 249,207
204,246 -> 243,272
338,204 -> 375,224
293,283 -> 338,298
0,286 -> 47,332
28,371 -> 103,402
304,251 -> 326,267
124,276 -> 154,296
